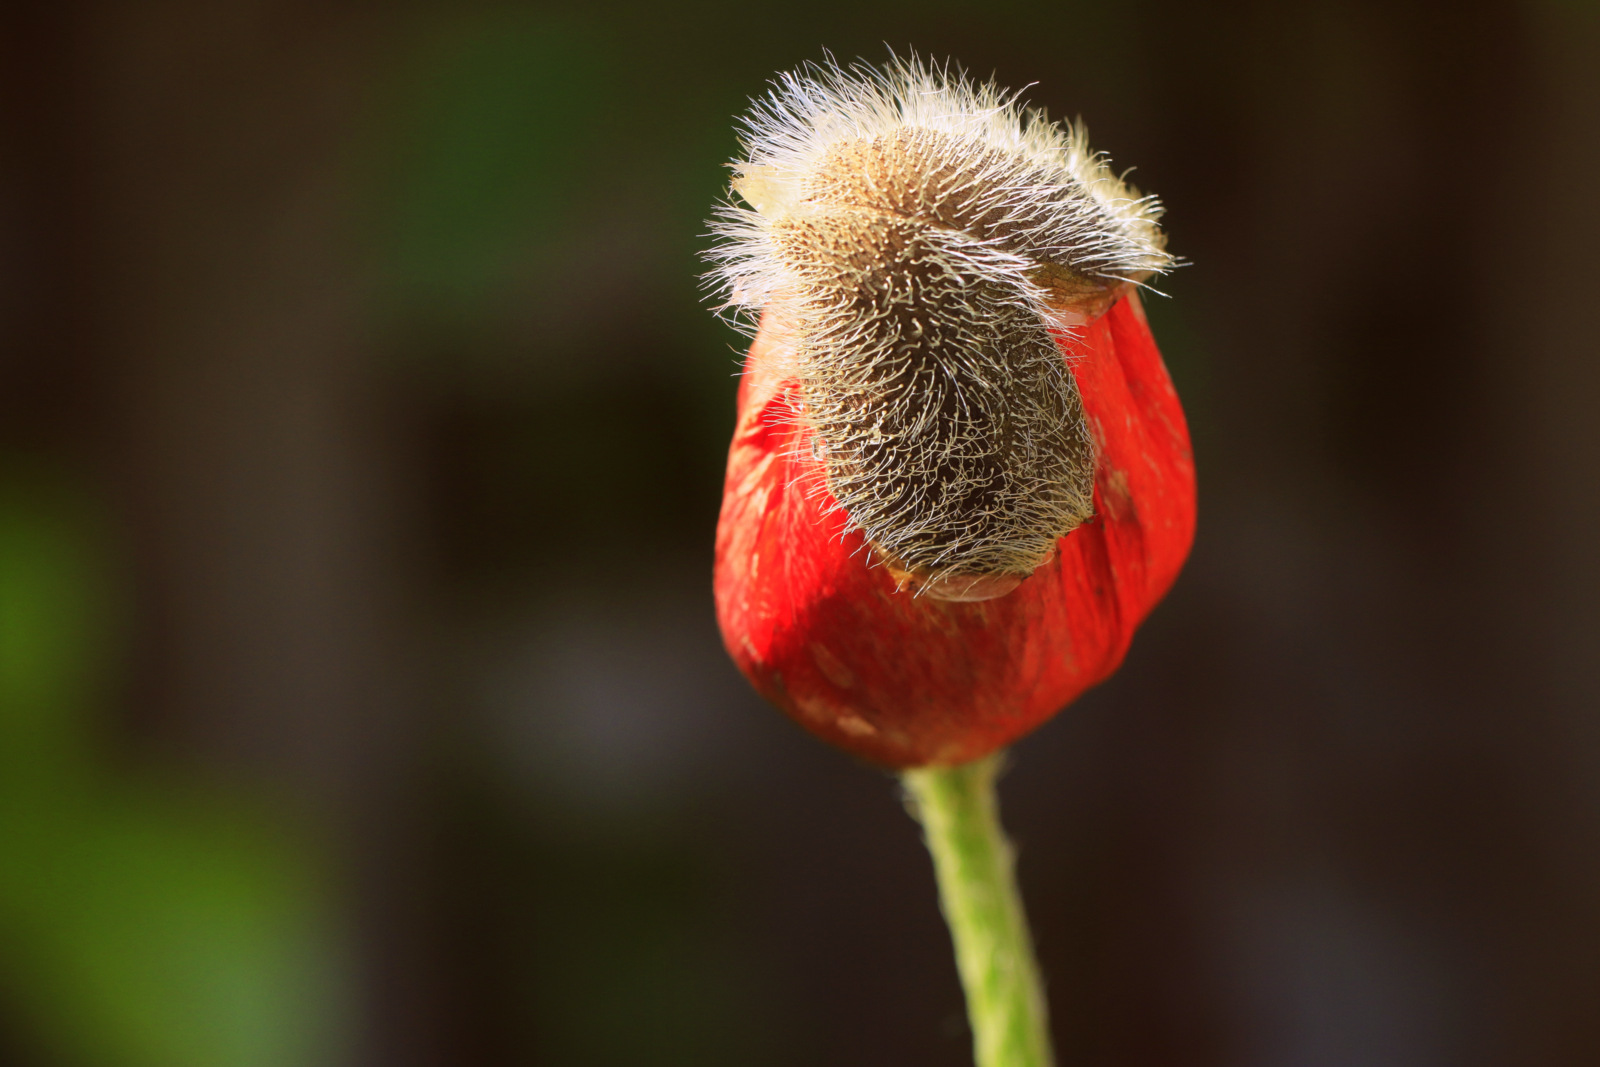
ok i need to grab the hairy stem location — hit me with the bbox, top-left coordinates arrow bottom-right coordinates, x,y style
903,753 -> 1054,1067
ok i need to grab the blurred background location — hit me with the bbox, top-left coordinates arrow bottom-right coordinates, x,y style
2,1 -> 1598,1064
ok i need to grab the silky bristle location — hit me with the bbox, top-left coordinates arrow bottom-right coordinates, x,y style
703,55 -> 1172,586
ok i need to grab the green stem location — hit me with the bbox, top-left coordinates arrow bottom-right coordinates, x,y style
902,753 -> 1054,1067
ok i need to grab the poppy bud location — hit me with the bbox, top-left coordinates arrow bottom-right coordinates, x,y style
706,58 -> 1196,768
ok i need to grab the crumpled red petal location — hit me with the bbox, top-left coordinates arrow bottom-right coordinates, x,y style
714,294 -> 1197,767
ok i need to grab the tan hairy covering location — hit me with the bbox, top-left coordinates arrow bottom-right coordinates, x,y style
705,57 -> 1172,592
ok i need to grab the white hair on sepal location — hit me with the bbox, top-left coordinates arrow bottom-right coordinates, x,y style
704,52 -> 1173,324
702,53 -> 1176,600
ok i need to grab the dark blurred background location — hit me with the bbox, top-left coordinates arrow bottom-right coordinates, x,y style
2,1 -> 1598,1064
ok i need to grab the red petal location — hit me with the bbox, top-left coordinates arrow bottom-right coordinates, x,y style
714,295 -> 1197,767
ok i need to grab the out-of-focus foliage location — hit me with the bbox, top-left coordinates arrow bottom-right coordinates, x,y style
376,14 -> 623,327
0,471 -> 348,1067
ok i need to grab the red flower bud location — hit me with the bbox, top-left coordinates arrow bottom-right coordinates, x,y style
707,58 -> 1197,767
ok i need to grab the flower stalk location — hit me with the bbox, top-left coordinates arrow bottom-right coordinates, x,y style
903,754 -> 1054,1067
